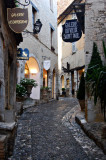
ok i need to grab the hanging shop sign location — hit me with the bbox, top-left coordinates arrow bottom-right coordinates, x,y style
43,60 -> 51,70
7,8 -> 28,33
17,48 -> 29,60
62,19 -> 82,43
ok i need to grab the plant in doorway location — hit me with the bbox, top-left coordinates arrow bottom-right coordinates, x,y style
40,86 -> 51,100
62,88 -> 66,97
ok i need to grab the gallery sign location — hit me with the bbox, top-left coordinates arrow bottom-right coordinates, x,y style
7,8 -> 28,33
62,19 -> 82,43
43,60 -> 51,70
17,48 -> 29,60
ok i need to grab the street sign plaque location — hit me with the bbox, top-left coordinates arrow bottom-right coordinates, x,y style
62,19 -> 82,43
17,48 -> 29,60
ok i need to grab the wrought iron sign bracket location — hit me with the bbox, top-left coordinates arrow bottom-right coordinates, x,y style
15,0 -> 30,7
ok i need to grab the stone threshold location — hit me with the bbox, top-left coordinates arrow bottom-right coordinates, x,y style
75,112 -> 106,154
0,122 -> 16,131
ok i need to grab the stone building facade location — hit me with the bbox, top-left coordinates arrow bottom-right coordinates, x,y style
58,0 -> 85,97
17,0 -> 58,100
85,0 -> 106,122
0,0 -> 22,122
0,0 -> 23,159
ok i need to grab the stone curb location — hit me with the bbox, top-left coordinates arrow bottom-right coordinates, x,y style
75,112 -> 106,154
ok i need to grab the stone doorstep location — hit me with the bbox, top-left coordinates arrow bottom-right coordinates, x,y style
0,135 -> 7,143
75,112 -> 106,154
0,135 -> 7,160
0,122 -> 16,131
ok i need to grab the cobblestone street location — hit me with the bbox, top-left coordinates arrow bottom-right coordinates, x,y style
10,98 -> 106,160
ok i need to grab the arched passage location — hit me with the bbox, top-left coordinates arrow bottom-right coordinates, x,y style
61,75 -> 64,89
25,57 -> 40,99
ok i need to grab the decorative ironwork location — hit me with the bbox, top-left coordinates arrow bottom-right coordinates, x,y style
62,62 -> 71,74
15,0 -> 30,7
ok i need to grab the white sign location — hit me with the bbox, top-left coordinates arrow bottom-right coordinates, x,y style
43,60 -> 51,70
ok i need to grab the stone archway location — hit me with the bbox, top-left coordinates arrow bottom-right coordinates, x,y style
25,57 -> 40,99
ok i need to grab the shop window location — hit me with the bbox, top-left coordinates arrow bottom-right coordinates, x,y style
43,69 -> 48,87
51,28 -> 55,51
25,63 -> 29,78
66,78 -> 69,88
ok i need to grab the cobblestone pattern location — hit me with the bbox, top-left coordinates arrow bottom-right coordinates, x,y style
10,98 -> 106,160
62,105 -> 106,160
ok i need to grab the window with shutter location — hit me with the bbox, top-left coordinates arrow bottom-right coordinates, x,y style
32,7 -> 37,29
72,42 -> 76,53
50,0 -> 53,11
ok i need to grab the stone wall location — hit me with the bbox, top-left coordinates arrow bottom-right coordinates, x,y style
85,0 -> 106,122
58,7 -> 85,96
0,0 -> 22,122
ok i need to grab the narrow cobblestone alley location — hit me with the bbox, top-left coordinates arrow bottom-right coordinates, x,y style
10,98 -> 106,160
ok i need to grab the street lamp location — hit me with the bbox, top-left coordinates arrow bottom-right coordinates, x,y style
33,19 -> 42,34
23,19 -> 42,35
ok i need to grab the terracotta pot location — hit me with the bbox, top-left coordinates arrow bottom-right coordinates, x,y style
79,99 -> 85,111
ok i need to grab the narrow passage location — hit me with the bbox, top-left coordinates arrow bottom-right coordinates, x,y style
12,98 -> 90,160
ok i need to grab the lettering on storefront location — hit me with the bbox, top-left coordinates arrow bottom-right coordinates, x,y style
7,8 -> 28,33
62,19 -> 82,43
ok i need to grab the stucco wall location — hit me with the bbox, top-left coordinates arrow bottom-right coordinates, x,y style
18,0 -> 58,99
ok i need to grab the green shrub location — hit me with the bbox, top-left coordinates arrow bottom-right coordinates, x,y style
77,72 -> 85,100
16,84 -> 27,97
85,41 -> 106,121
20,78 -> 38,87
62,88 -> 66,91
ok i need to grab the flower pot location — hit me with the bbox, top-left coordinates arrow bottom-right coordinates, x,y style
78,99 -> 85,111
25,85 -> 33,97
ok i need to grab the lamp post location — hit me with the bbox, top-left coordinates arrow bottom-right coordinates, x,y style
33,19 -> 42,34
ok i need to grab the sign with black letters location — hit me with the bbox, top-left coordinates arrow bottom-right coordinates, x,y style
62,19 -> 82,43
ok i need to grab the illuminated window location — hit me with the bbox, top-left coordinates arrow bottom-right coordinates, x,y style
25,63 -> 29,78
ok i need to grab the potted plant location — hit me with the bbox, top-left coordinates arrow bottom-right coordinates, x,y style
62,88 -> 66,97
77,72 -> 85,111
16,84 -> 27,101
40,87 -> 51,100
20,78 -> 38,97
86,42 -> 106,121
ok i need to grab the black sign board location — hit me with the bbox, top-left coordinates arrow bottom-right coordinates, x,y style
62,19 -> 82,43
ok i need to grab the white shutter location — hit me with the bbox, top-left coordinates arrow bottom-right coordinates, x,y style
72,42 -> 76,53
72,13 -> 77,19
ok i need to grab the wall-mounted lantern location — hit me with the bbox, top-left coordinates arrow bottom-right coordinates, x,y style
33,19 -> 42,34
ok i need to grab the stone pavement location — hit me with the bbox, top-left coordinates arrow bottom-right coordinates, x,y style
75,112 -> 106,154
9,97 -> 106,160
